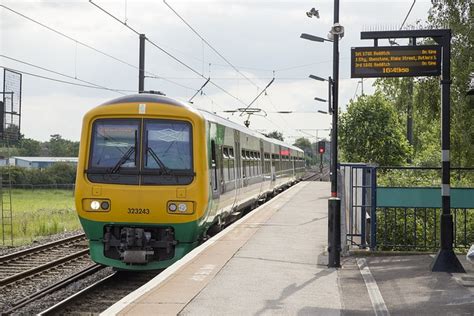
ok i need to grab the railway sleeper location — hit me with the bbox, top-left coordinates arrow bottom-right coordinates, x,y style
103,226 -> 177,265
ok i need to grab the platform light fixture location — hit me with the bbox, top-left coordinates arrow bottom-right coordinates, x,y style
309,74 -> 327,82
300,33 -> 333,43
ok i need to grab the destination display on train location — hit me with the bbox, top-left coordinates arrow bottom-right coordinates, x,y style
351,45 -> 441,78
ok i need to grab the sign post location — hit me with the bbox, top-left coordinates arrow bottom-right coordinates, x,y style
351,29 -> 465,273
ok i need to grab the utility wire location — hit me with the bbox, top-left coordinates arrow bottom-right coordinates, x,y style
0,5 -> 137,70
0,66 -> 132,93
1,54 -> 133,94
89,0 -> 249,107
400,0 -> 417,30
0,4 -> 193,92
162,0 -> 260,89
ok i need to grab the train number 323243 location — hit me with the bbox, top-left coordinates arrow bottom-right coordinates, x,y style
127,208 -> 150,215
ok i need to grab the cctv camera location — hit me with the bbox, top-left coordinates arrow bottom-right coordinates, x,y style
330,23 -> 345,38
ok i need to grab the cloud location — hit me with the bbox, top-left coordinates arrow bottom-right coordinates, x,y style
1,0 -> 431,142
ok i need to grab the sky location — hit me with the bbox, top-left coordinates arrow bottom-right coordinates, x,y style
0,0 -> 433,143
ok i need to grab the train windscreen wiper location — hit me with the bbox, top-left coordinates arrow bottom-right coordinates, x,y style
147,147 -> 171,175
110,146 -> 135,174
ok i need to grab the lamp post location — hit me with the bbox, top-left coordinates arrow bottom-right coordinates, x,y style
300,0 -> 343,268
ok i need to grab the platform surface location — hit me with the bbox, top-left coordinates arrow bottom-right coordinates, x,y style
103,181 -> 474,316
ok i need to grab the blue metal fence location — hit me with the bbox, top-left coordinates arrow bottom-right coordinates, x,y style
340,165 -> 474,252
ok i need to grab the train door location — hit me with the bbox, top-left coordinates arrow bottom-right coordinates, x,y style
234,130 -> 242,190
259,140 -> 265,194
210,139 -> 220,199
219,144 -> 225,194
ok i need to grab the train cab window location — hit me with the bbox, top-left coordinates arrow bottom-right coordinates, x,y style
87,119 -> 140,185
142,119 -> 193,185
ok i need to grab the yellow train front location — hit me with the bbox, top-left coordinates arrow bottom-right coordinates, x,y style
75,94 -> 305,270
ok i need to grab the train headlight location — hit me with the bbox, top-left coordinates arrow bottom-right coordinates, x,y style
83,199 -> 111,212
90,201 -> 101,210
168,203 -> 177,212
167,201 -> 194,214
178,203 -> 187,212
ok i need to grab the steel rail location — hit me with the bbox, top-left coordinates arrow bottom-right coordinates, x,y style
0,249 -> 90,286
3,264 -> 105,315
0,233 -> 86,263
38,271 -> 119,316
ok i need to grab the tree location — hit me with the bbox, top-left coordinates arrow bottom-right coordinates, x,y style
264,131 -> 284,141
375,1 -> 473,167
293,137 -> 315,166
340,93 -> 411,166
19,138 -> 41,156
428,0 -> 474,168
47,134 -> 79,157
293,137 -> 312,154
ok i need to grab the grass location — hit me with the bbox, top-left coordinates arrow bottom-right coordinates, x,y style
0,189 -> 81,246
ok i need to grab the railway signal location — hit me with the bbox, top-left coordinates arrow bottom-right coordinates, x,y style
318,141 -> 326,154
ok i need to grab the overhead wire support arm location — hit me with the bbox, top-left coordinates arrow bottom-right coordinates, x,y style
188,77 -> 210,103
239,77 -> 275,116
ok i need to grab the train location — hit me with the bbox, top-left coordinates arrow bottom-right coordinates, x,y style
75,93 -> 305,270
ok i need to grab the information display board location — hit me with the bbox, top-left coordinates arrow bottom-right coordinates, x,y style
351,45 -> 441,78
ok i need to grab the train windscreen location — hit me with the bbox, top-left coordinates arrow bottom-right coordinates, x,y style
142,119 -> 194,185
86,118 -> 193,185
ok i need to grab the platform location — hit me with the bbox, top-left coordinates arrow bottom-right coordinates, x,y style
102,181 -> 474,315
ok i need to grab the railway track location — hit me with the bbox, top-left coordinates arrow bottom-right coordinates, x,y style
0,233 -> 87,282
303,168 -> 330,182
0,233 -> 97,313
39,270 -> 161,315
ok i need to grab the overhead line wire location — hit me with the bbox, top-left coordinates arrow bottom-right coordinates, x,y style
0,66 -> 131,93
0,5 -> 137,70
1,54 -> 133,94
400,0 -> 417,30
0,4 -> 194,92
162,0 -> 260,89
89,0 -> 248,107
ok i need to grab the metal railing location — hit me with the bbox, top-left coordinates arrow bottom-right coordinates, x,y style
340,165 -> 474,252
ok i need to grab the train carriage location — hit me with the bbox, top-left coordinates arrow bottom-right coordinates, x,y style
75,94 -> 305,270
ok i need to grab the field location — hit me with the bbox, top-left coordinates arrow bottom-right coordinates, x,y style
0,189 -> 81,246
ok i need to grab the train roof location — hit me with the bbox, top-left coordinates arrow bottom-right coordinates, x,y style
197,108 -> 303,154
97,94 -> 303,154
100,94 -> 192,109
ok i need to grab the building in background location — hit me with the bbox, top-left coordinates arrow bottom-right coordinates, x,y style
11,157 -> 78,169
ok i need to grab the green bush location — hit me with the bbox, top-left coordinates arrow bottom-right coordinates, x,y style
0,163 -> 76,186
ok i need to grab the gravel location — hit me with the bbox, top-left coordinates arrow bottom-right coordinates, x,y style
0,229 -> 84,257
11,266 -> 115,315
